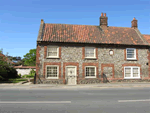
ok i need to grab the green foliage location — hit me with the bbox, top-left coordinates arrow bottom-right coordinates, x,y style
29,69 -> 36,75
8,78 -> 27,83
23,49 -> 36,66
22,74 -> 34,78
0,54 -> 18,80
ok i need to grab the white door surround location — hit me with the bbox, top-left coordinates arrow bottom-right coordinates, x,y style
66,66 -> 77,85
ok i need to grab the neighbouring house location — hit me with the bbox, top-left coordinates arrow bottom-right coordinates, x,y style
36,13 -> 150,85
14,65 -> 36,77
0,53 -> 16,65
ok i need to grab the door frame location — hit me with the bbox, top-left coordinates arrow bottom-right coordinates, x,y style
65,66 -> 77,85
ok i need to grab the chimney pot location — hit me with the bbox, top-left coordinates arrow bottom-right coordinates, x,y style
100,13 -> 108,27
104,13 -> 106,17
41,19 -> 44,24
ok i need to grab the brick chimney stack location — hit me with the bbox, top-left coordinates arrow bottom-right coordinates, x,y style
100,13 -> 108,27
41,19 -> 44,24
131,17 -> 138,28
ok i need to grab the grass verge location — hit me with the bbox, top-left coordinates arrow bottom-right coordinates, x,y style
0,78 -> 27,83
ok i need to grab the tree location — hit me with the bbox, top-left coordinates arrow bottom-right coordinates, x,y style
7,56 -> 24,66
0,51 -> 18,80
23,49 -> 36,66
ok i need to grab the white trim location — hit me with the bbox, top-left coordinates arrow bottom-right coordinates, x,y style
85,47 -> 96,59
47,46 -> 59,58
124,66 -> 140,79
85,66 -> 96,78
65,66 -> 77,77
65,66 -> 77,85
126,48 -> 136,60
46,65 -> 59,79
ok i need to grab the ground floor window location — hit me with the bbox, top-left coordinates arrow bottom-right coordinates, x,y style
124,66 -> 140,79
85,66 -> 96,78
46,65 -> 59,79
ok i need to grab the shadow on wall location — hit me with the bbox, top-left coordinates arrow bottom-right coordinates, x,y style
102,73 -> 110,83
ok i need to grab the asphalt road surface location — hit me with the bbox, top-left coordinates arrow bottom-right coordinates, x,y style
0,87 -> 150,113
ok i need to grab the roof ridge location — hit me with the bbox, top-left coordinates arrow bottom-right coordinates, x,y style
45,23 -> 97,26
134,29 -> 149,45
143,34 -> 150,36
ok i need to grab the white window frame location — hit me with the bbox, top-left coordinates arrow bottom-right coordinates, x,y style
85,66 -> 96,78
124,66 -> 140,79
85,47 -> 96,59
47,46 -> 59,58
46,65 -> 59,79
126,48 -> 136,60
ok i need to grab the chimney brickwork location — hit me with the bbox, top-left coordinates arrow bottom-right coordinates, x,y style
100,13 -> 108,27
131,17 -> 138,28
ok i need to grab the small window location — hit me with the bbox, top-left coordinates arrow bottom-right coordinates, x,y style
85,66 -> 96,78
85,47 -> 96,58
46,66 -> 59,79
126,48 -> 136,60
124,67 -> 140,79
47,46 -> 59,58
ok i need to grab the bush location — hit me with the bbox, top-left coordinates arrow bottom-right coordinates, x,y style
29,69 -> 36,76
22,74 -> 34,78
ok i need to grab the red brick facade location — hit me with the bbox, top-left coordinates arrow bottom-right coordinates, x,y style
36,45 -> 41,78
147,50 -> 150,78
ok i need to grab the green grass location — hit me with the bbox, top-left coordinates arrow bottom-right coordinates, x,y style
8,78 -> 27,83
22,74 -> 34,78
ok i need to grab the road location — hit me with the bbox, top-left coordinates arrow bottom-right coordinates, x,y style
0,87 -> 150,113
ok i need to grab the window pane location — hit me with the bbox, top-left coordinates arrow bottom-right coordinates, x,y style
127,49 -> 135,58
47,66 -> 58,78
48,47 -> 57,52
85,48 -> 95,57
48,52 -> 57,56
125,68 -> 131,77
86,67 -> 95,77
47,47 -> 58,57
133,68 -> 139,77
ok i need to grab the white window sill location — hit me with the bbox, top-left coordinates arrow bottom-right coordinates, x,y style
124,78 -> 141,79
126,58 -> 137,61
46,56 -> 59,59
46,77 -> 59,79
84,57 -> 97,59
85,77 -> 96,78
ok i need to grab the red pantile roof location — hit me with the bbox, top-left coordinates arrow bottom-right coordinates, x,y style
0,53 -> 15,64
143,34 -> 150,44
38,23 -> 148,46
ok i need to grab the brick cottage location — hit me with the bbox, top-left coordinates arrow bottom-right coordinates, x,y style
36,13 -> 150,85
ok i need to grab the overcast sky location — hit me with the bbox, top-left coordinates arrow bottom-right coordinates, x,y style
0,0 -> 150,58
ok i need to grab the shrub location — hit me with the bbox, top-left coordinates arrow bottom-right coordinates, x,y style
29,69 -> 36,76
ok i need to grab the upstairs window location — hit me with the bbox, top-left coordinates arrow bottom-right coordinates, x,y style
126,48 -> 136,60
47,46 -> 59,58
85,47 -> 96,58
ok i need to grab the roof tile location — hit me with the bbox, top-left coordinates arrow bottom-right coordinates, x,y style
40,24 -> 148,45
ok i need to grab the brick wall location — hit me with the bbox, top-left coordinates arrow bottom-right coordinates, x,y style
36,42 -> 150,84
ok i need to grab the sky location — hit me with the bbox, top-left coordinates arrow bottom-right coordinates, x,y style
0,0 -> 150,58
